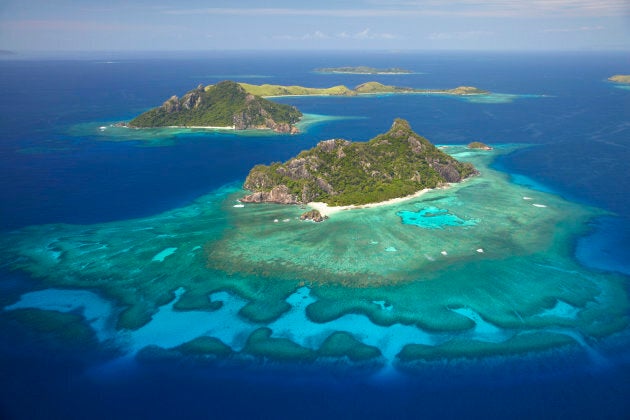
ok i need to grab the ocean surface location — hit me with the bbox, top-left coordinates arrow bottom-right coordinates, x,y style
1,51 -> 629,419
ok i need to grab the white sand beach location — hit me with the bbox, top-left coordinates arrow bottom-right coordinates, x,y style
308,188 -> 433,217
165,125 -> 235,130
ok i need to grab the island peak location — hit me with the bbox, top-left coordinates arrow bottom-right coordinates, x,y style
128,80 -> 302,133
241,119 -> 478,209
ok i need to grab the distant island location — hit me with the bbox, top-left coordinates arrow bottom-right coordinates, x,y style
314,66 -> 413,74
608,75 -> 630,84
239,81 -> 489,97
128,81 -> 302,133
241,119 -> 478,216
467,141 -> 493,150
125,80 -> 489,133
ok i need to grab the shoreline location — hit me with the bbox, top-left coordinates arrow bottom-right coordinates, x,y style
165,125 -> 235,130
307,188 -> 436,217
263,91 -> 488,99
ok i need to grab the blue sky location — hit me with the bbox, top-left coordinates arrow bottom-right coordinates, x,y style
1,0 -> 629,51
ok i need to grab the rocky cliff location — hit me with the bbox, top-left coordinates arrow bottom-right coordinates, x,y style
242,119 -> 478,206
128,81 -> 302,133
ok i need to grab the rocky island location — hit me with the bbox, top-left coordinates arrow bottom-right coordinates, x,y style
608,75 -> 630,84
128,81 -> 302,133
314,66 -> 413,74
241,119 -> 478,211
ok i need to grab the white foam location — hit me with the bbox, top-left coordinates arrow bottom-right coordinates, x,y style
373,300 -> 393,311
152,247 -> 177,262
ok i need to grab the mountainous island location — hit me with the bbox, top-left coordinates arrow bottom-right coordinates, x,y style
128,81 -> 302,133
314,66 -> 413,74
241,119 -> 478,215
125,79 -> 488,134
608,75 -> 630,84
239,81 -> 489,97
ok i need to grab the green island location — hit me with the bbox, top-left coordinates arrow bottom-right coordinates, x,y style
314,66 -> 413,74
608,75 -> 630,84
241,119 -> 478,207
467,141 -> 493,150
124,81 -> 489,133
128,81 -> 302,133
239,81 -> 489,97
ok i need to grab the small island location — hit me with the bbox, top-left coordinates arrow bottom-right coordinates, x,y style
241,119 -> 478,214
467,141 -> 493,150
314,66 -> 413,74
608,75 -> 630,84
127,81 -> 302,133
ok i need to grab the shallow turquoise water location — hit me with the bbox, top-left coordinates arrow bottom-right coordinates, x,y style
397,206 -> 478,229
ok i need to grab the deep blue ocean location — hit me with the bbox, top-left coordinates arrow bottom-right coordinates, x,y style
1,51 -> 629,419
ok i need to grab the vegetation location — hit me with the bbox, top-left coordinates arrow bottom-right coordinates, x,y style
608,75 -> 630,84
314,66 -> 413,74
354,81 -> 415,94
244,119 -> 478,206
238,82 -> 356,97
238,81 -> 489,97
467,141 -> 493,150
128,81 -> 302,131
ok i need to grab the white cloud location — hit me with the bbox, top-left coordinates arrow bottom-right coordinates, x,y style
353,28 -> 398,40
272,30 -> 330,41
428,31 -> 493,40
543,25 -> 605,33
273,29 -> 398,42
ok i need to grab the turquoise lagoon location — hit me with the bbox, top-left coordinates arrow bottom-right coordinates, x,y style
3,144 -> 628,374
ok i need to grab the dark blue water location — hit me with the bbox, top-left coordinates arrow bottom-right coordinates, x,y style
1,51 -> 629,419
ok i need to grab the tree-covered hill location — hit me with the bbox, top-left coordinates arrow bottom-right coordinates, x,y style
128,81 -> 302,133
242,119 -> 478,206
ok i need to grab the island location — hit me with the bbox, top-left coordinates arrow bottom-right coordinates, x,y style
467,141 -> 493,150
608,75 -> 630,84
238,81 -> 489,97
241,118 -> 478,213
127,81 -> 302,133
314,66 -> 413,74
353,82 -> 489,96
